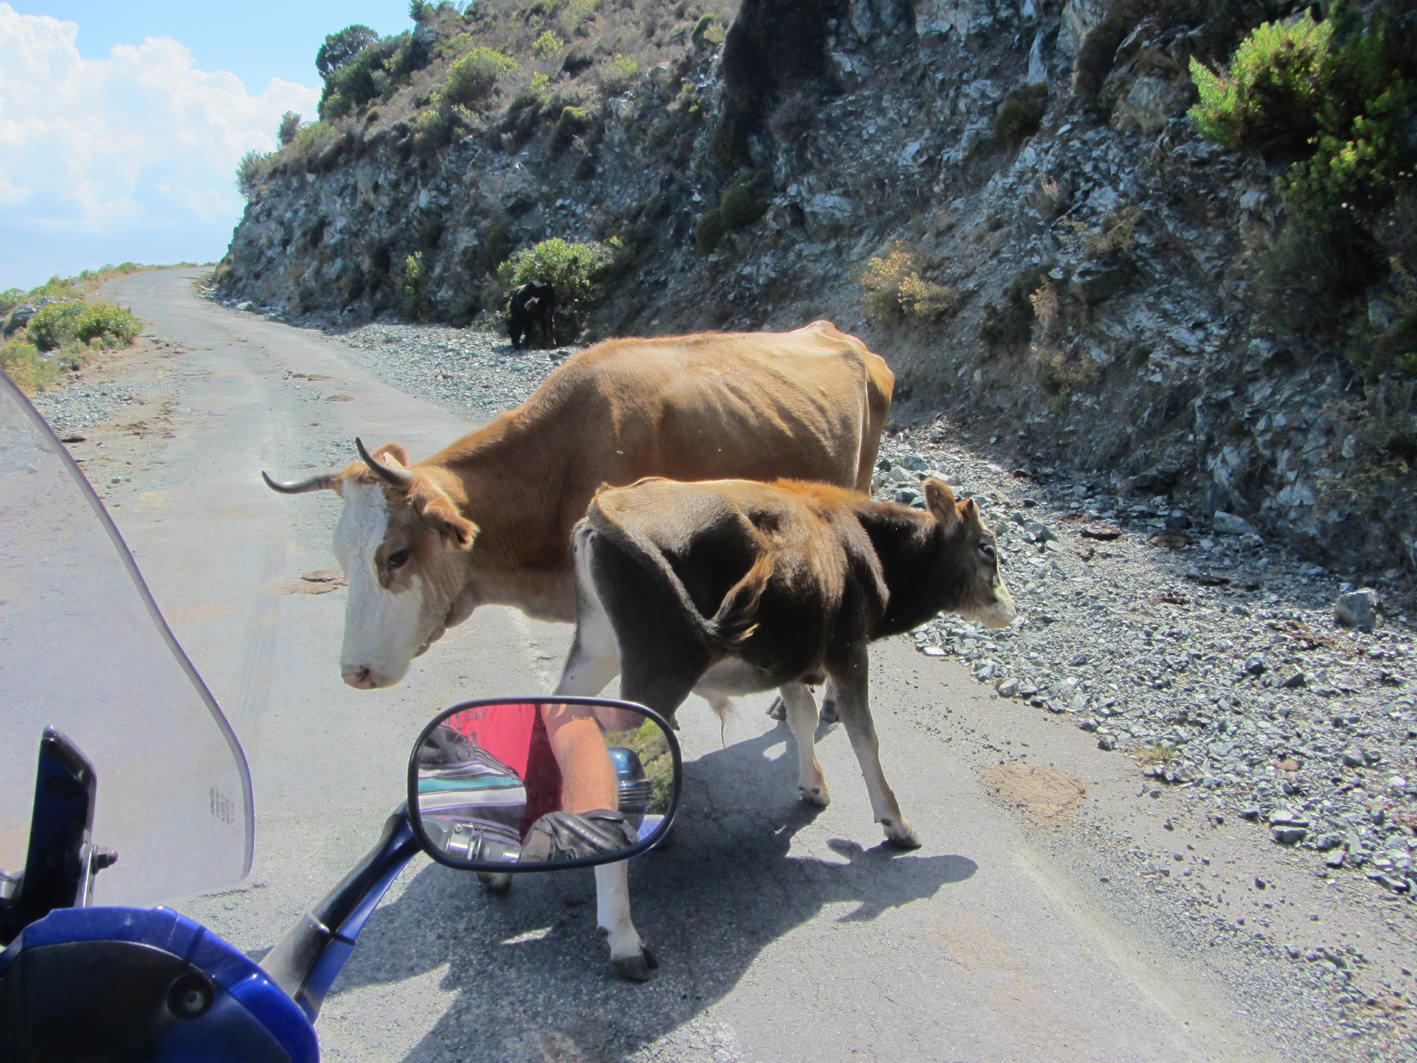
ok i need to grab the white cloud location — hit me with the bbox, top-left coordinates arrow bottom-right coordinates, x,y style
0,3 -> 318,286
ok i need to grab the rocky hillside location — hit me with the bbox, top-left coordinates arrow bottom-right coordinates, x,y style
219,0 -> 1417,585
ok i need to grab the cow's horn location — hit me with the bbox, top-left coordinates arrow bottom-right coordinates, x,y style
356,437 -> 414,488
262,470 -> 336,494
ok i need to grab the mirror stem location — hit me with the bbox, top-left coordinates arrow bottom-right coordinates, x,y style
262,805 -> 421,1021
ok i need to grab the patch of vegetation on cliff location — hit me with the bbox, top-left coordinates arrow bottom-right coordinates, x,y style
495,237 -> 614,344
860,243 -> 960,325
694,169 -> 772,253
290,1 -> 733,162
1189,4 -> 1417,376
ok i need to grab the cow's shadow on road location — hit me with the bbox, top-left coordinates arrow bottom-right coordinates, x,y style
327,720 -> 977,1062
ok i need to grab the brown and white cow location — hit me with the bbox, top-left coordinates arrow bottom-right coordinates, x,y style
554,475 -> 1017,978
262,322 -> 893,690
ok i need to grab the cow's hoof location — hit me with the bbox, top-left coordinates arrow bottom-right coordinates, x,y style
819,700 -> 839,724
766,697 -> 786,721
477,871 -> 513,895
613,946 -> 659,982
799,784 -> 831,807
883,821 -> 922,850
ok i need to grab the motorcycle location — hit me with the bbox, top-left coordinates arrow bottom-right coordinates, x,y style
0,372 -> 681,1061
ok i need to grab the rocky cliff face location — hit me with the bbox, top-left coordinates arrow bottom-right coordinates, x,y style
220,0 -> 1417,582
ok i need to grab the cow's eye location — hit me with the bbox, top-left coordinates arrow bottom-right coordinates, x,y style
979,541 -> 996,562
387,548 -> 411,571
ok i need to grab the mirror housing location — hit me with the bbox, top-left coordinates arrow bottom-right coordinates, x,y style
407,697 -> 680,872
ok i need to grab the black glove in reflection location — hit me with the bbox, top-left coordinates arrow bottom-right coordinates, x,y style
518,809 -> 639,862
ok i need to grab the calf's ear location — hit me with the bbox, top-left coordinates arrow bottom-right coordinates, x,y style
924,478 -> 961,534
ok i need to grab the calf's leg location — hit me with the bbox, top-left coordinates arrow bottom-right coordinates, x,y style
767,677 -> 841,724
596,860 -> 656,981
779,681 -> 829,806
829,654 -> 919,849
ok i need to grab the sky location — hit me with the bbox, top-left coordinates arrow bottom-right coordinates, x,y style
0,3 -> 415,293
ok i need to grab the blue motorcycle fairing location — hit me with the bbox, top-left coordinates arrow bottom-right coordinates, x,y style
0,905 -> 317,1063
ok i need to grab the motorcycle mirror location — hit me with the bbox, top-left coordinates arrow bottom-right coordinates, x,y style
407,697 -> 680,872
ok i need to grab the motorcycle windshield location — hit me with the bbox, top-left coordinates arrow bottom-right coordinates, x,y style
0,373 -> 254,905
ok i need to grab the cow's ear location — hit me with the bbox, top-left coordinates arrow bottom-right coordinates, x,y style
410,483 -> 478,550
924,478 -> 960,533
960,497 -> 982,527
374,442 -> 410,468
423,496 -> 479,550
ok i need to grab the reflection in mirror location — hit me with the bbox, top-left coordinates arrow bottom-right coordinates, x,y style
409,699 -> 678,871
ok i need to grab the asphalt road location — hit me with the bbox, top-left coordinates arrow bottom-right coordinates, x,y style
49,268 -> 1392,1062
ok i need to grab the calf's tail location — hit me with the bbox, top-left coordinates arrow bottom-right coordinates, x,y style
707,552 -> 772,647
585,501 -> 772,655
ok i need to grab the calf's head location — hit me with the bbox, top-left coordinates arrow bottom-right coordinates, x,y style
263,439 -> 478,689
924,477 -> 1017,629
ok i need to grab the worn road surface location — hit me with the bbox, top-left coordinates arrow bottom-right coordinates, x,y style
39,268 -> 1414,1062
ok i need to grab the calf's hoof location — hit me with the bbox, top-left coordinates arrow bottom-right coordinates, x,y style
613,946 -> 659,982
882,819 -> 922,850
819,699 -> 839,724
798,784 -> 831,808
766,697 -> 786,721
477,871 -> 513,895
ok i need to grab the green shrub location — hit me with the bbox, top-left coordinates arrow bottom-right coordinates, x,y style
534,30 -> 565,59
30,276 -> 81,300
861,244 -> 959,324
1280,77 -> 1415,227
691,14 -> 722,49
444,46 -> 518,106
994,83 -> 1048,146
1192,10 -> 1417,371
1188,12 -> 1332,154
554,104 -> 592,144
719,170 -> 770,229
277,111 -> 303,146
410,106 -> 456,157
495,238 -> 613,343
599,54 -> 640,94
27,302 -> 85,351
236,149 -> 275,198
75,303 -> 142,348
284,122 -> 340,167
435,32 -> 475,62
695,170 -> 771,253
694,209 -> 728,254
402,252 -> 427,320
318,33 -> 412,119
316,24 -> 379,82
26,300 -> 141,353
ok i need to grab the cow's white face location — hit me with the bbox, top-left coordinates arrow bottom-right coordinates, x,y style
333,479 -> 469,689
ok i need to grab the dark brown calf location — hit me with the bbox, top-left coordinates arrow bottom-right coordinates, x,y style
553,475 -> 1017,977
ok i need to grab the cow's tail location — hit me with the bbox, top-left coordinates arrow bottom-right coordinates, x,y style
586,498 -> 770,654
